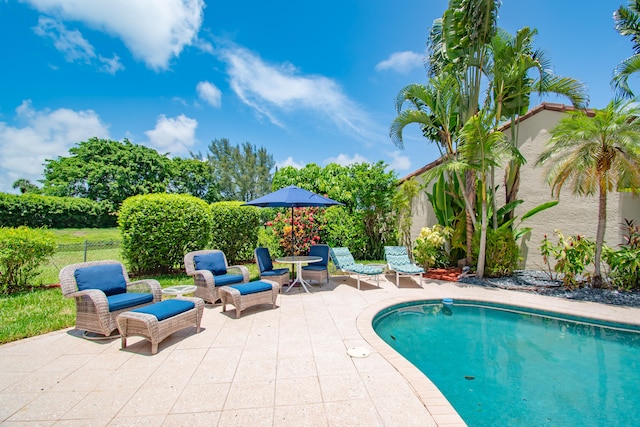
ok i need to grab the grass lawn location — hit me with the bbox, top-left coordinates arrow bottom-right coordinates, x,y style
1,228 -> 266,344
3,227 -> 375,344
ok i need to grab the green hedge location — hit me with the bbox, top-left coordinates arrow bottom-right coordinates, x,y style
210,201 -> 261,264
0,227 -> 56,294
119,193 -> 211,274
0,193 -> 115,228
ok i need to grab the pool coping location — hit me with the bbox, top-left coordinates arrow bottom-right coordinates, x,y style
356,284 -> 640,427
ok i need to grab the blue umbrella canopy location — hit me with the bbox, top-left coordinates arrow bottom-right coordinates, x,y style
243,185 -> 343,208
244,185 -> 343,256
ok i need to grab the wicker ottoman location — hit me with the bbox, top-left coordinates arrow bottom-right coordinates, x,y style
219,280 -> 279,318
116,296 -> 204,354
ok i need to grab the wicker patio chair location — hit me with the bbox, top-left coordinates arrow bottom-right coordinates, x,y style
302,244 -> 330,285
255,247 -> 290,287
59,260 -> 162,338
384,246 -> 424,288
184,249 -> 250,304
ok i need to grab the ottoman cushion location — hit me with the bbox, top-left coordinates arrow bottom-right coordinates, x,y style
131,299 -> 195,321
230,281 -> 273,295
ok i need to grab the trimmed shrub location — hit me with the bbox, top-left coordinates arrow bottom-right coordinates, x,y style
474,228 -> 520,277
119,194 -> 211,274
0,227 -> 56,294
0,193 -> 115,228
210,201 -> 261,263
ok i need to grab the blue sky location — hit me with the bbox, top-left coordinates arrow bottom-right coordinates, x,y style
0,0 -> 634,194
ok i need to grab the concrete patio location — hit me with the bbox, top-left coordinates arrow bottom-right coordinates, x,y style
1,274 -> 639,426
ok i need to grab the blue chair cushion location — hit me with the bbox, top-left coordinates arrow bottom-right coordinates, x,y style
255,248 -> 274,272
131,299 -> 195,321
75,264 -> 127,296
302,265 -> 327,271
393,264 -> 424,274
261,268 -> 289,277
229,281 -> 273,295
194,252 -> 227,276
308,245 -> 329,266
107,292 -> 154,312
213,274 -> 245,286
351,264 -> 384,275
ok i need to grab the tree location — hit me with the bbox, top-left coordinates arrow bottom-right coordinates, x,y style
536,100 -> 640,286
486,27 -> 587,221
391,0 -> 587,271
613,0 -> 640,98
11,179 -> 39,194
167,157 -> 220,203
272,162 -> 398,259
457,111 -> 512,278
207,138 -> 274,202
42,138 -> 170,208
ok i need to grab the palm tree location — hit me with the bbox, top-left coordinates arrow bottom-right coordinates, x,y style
486,27 -> 588,221
536,100 -> 640,286
457,111 -> 512,278
613,0 -> 640,98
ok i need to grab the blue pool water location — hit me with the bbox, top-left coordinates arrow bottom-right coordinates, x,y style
372,300 -> 640,426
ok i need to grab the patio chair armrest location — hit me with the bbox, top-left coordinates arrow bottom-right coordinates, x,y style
127,279 -> 162,301
193,269 -> 215,286
66,289 -> 110,315
228,264 -> 250,282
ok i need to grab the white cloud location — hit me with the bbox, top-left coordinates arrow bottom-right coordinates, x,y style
25,0 -> 205,70
387,150 -> 411,171
0,100 -> 110,193
323,153 -> 369,166
33,16 -> 94,62
98,54 -> 124,74
33,16 -> 124,74
276,156 -> 305,169
197,81 -> 222,108
144,114 -> 197,156
218,44 -> 382,142
375,51 -> 424,74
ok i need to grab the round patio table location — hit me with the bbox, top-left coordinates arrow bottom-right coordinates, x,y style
275,256 -> 322,293
162,285 -> 197,298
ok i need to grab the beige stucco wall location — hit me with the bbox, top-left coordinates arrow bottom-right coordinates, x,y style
406,105 -> 640,270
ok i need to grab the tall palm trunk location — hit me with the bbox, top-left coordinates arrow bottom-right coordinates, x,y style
478,178 -> 488,278
593,179 -> 607,287
464,170 -> 477,264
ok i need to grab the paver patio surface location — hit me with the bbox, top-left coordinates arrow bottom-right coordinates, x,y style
1,274 -> 639,426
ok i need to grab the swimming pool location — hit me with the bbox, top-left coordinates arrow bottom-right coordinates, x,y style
373,300 -> 640,426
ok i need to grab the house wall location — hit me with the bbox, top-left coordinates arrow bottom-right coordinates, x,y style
405,104 -> 640,271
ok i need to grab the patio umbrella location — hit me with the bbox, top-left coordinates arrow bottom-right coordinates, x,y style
244,185 -> 344,256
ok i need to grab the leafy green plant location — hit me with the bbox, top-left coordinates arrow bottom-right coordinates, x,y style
498,200 -> 559,240
540,230 -> 595,288
413,225 -> 453,270
322,206 -> 370,259
602,219 -> 640,291
473,228 -> 520,277
210,201 -> 261,263
603,246 -> 640,291
0,227 -> 56,294
119,194 -> 211,274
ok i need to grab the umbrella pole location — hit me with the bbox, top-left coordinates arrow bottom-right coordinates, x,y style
291,207 -> 295,256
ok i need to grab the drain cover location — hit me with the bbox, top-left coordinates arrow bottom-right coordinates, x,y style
347,347 -> 370,358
